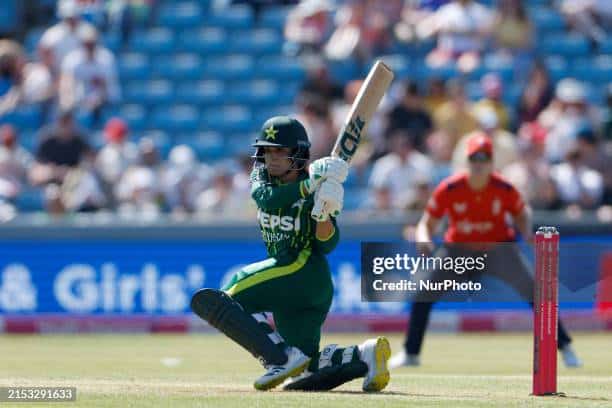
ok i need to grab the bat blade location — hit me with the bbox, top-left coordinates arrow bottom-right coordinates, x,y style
331,60 -> 394,163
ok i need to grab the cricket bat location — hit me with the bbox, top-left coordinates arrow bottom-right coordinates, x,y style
312,60 -> 394,219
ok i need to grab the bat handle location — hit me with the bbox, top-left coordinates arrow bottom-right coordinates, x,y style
311,198 -> 327,221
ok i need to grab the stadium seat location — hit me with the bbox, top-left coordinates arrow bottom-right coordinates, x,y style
138,130 -> 171,158
124,80 -> 174,106
414,60 -> 458,81
228,29 -> 283,56
153,54 -> 204,80
225,133 -> 256,155
152,105 -> 200,132
544,55 -> 569,82
174,131 -> 225,159
259,6 -> 291,30
253,106 -> 296,126
176,80 -> 225,106
24,27 -> 45,54
600,37 -> 612,55
207,5 -> 254,29
255,57 -> 306,81
227,80 -> 278,105
0,0 -> 18,34
203,55 -> 255,80
379,55 -> 412,80
540,34 -> 590,58
102,31 -> 122,53
129,28 -> 175,55
158,2 -> 204,28
0,105 -> 42,131
15,188 -> 44,212
327,59 -> 362,83
118,53 -> 150,80
178,28 -> 227,54
572,56 -> 612,83
202,106 -> 254,133
119,104 -> 147,131
529,7 -> 566,33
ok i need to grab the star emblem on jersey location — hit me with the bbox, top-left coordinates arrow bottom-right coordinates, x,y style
265,126 -> 278,140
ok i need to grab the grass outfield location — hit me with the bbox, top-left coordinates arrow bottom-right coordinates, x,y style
0,333 -> 611,407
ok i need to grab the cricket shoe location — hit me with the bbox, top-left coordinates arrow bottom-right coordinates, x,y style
560,344 -> 583,368
359,336 -> 391,392
254,347 -> 311,391
388,350 -> 420,369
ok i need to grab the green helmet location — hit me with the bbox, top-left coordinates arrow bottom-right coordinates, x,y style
252,116 -> 311,169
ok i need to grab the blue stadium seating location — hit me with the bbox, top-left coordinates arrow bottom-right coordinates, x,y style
206,5 -> 254,29
544,55 -> 569,82
24,27 -> 46,54
204,55 -> 255,80
124,80 -> 175,106
151,105 -> 199,132
572,56 -> 612,83
529,7 -> 566,33
202,106 -> 254,133
228,29 -> 283,56
259,6 -> 291,30
153,54 -> 204,80
174,131 -> 225,159
175,80 -> 225,106
14,188 -> 44,211
139,130 -> 171,157
379,55 -> 412,80
158,2 -> 204,29
118,104 -> 148,131
0,0 -> 18,33
0,105 -> 42,131
118,53 -> 150,80
129,28 -> 175,54
178,28 -> 227,54
540,34 -> 590,58
227,80 -> 279,105
255,57 -> 305,80
601,37 -> 612,55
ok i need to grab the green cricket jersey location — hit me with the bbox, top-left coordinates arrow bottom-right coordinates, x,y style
250,167 -> 339,259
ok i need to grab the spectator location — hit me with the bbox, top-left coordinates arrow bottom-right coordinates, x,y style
425,129 -> 454,185
28,109 -> 103,213
433,79 -> 478,152
295,93 -> 335,160
423,77 -> 448,114
492,0 -> 533,55
299,58 -> 344,104
39,0 -> 96,71
550,139 -> 604,209
417,0 -> 494,72
472,73 -> 510,130
325,0 -> 393,61
368,130 -> 433,211
161,144 -> 208,214
452,106 -> 518,172
95,118 -> 138,201
385,80 -> 434,152
59,25 -> 120,128
0,40 -> 26,116
115,137 -> 163,218
503,122 -> 558,209
394,0 -> 450,44
573,125 -> 612,205
560,0 -> 612,45
195,164 -> 246,216
29,109 -> 92,187
0,125 -> 33,205
539,78 -> 598,163
284,0 -> 333,55
516,61 -> 554,124
22,44 -> 56,111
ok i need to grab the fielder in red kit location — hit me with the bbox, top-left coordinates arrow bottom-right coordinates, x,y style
389,133 -> 581,369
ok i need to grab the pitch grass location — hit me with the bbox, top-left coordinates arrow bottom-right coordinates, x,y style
0,333 -> 611,407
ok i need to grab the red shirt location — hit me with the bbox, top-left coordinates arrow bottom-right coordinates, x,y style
426,172 -> 525,243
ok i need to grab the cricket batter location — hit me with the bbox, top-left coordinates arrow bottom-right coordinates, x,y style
389,132 -> 582,368
191,116 -> 391,391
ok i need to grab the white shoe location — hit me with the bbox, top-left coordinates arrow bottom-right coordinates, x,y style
359,336 -> 391,392
561,344 -> 582,368
388,350 -> 420,369
253,347 -> 311,391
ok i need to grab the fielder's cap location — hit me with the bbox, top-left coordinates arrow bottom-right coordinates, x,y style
556,78 -> 585,103
467,132 -> 493,157
253,116 -> 310,149
104,117 -> 128,143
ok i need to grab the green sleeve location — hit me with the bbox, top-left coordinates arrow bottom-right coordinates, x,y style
250,167 -> 309,211
313,217 -> 340,255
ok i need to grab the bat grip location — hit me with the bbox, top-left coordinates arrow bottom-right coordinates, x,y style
311,199 -> 327,221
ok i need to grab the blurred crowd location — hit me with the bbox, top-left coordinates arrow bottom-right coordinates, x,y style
0,0 -> 611,221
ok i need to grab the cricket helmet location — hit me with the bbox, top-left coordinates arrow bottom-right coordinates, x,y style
252,116 -> 311,169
